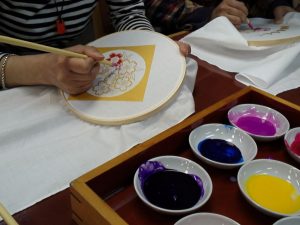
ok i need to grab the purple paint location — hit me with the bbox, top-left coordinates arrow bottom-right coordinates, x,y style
290,133 -> 300,156
235,116 -> 276,136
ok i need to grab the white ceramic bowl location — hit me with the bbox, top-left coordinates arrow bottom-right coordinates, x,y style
284,127 -> 300,163
273,216 -> 300,225
189,123 -> 257,169
174,212 -> 240,225
133,155 -> 213,215
228,104 -> 290,141
237,159 -> 300,217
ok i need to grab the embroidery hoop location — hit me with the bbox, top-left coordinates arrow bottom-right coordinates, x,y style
239,16 -> 300,46
61,30 -> 186,125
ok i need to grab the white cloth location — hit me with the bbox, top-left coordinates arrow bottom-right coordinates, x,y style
0,57 -> 198,215
182,13 -> 300,95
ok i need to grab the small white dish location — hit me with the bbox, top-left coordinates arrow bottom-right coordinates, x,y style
189,123 -> 257,169
228,104 -> 290,141
133,155 -> 213,215
284,127 -> 300,163
273,216 -> 300,225
237,159 -> 300,217
174,212 -> 240,225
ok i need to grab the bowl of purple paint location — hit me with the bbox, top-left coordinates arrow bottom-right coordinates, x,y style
189,123 -> 257,169
284,127 -> 300,163
133,155 -> 213,215
228,104 -> 290,141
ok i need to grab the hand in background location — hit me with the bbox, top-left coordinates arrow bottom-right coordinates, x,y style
211,0 -> 248,27
6,45 -> 104,95
273,6 -> 296,24
176,41 -> 191,57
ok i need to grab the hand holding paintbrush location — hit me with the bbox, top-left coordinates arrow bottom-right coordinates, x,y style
211,0 -> 251,28
0,35 -> 110,95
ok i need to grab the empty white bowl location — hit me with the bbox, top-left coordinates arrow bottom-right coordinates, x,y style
174,212 -> 240,225
133,155 -> 213,215
237,159 -> 300,217
189,123 -> 257,169
284,127 -> 300,163
228,104 -> 290,141
273,216 -> 300,225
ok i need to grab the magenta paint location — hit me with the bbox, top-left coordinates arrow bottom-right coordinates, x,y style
235,115 -> 276,136
290,133 -> 300,156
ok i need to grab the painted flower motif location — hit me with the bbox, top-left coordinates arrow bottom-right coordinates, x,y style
118,59 -> 137,76
91,80 -> 111,95
114,75 -> 133,91
107,53 -> 123,67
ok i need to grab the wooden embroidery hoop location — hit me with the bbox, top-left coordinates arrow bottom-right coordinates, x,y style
240,16 -> 300,46
61,30 -> 186,125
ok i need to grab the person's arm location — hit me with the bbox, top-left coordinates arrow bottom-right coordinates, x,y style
105,0 -> 190,56
105,0 -> 154,31
269,0 -> 296,23
1,45 -> 103,95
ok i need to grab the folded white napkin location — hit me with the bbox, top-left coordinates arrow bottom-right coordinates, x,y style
0,57 -> 198,215
182,14 -> 300,95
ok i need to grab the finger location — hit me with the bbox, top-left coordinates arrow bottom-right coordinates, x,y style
274,18 -> 283,24
61,78 -> 94,95
224,14 -> 244,27
176,41 -> 191,57
227,0 -> 248,16
67,45 -> 104,61
224,5 -> 247,22
67,57 -> 99,74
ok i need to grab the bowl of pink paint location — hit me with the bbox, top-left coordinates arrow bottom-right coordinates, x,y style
284,127 -> 300,163
228,104 -> 290,141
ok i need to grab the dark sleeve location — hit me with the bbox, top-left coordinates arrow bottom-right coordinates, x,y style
179,6 -> 214,30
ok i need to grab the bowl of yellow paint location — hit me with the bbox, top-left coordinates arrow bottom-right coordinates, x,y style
237,159 -> 300,217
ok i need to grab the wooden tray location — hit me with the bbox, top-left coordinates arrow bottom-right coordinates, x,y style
70,87 -> 300,225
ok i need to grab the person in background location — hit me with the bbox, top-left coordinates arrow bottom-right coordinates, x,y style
293,0 -> 300,11
0,0 -> 190,95
144,0 -> 296,34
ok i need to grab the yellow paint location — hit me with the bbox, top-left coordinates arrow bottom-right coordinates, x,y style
245,174 -> 300,214
68,45 -> 155,101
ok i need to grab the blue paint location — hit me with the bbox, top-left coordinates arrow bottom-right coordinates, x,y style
197,139 -> 243,164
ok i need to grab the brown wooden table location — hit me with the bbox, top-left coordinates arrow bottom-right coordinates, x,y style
1,55 -> 299,225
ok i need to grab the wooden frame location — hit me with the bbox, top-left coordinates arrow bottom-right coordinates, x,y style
70,86 -> 300,225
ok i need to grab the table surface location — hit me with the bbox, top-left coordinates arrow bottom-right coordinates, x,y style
2,55 -> 300,225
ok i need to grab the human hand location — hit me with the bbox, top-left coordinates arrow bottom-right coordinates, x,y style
45,45 -> 104,95
6,45 -> 104,95
211,0 -> 248,27
273,6 -> 296,24
176,41 -> 191,57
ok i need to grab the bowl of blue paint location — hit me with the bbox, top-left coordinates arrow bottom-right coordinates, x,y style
228,104 -> 290,141
189,123 -> 257,169
133,155 -> 213,215
284,127 -> 300,163
174,212 -> 240,225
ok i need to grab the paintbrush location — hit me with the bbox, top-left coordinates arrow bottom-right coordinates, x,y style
0,202 -> 19,225
0,35 -> 112,66
246,18 -> 255,30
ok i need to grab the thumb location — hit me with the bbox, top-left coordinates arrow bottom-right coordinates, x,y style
274,17 -> 283,24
